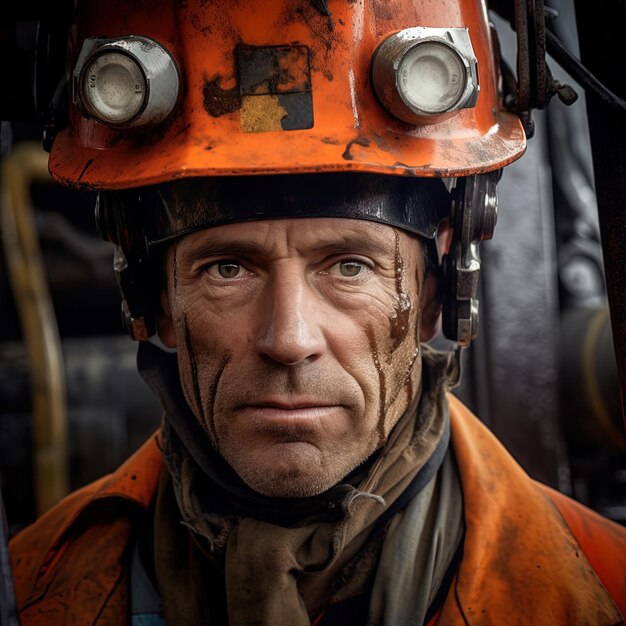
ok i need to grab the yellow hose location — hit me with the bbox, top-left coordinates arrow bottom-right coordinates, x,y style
0,142 -> 69,515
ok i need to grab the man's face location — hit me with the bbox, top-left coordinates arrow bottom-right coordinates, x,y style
160,218 -> 437,497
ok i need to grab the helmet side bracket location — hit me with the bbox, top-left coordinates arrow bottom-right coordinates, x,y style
441,171 -> 500,347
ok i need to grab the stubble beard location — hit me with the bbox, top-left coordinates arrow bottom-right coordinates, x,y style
188,358 -> 378,497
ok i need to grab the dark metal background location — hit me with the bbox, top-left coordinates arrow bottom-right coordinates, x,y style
1,2 -> 624,532
573,0 -> 626,426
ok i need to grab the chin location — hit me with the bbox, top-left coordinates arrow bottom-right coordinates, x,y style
245,472 -> 335,498
224,442 -> 361,498
236,458 -> 340,498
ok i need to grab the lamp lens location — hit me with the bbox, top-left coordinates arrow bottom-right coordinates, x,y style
399,42 -> 466,114
83,52 -> 146,123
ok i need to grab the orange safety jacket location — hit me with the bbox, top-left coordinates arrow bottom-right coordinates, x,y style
9,396 -> 626,625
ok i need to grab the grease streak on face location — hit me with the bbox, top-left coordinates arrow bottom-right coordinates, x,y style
182,312 -> 205,432
161,218 -> 428,497
364,325 -> 388,448
390,231 -> 412,355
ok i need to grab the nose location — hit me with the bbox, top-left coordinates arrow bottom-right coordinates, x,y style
256,270 -> 326,366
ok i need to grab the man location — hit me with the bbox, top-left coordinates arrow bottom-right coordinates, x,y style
8,0 -> 626,624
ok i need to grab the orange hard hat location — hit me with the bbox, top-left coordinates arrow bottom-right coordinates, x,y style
50,0 -> 525,190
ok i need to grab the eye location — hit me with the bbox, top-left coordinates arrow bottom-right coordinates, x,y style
327,259 -> 372,278
206,261 -> 244,279
339,260 -> 366,277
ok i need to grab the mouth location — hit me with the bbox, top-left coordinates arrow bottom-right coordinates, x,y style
253,398 -> 339,409
238,399 -> 345,427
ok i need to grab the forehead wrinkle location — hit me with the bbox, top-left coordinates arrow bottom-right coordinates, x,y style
177,218 -> 400,264
175,223 -> 285,263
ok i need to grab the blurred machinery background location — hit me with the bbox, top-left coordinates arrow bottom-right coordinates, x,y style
1,0 -> 624,537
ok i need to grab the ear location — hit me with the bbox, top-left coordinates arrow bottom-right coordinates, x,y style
157,289 -> 178,348
435,217 -> 453,260
419,220 -> 453,342
419,271 -> 441,342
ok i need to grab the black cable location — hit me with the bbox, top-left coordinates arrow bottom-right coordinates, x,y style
545,29 -> 626,111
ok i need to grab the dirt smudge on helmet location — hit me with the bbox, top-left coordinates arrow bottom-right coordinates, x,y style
77,159 -> 94,182
203,75 -> 241,117
342,136 -> 371,161
310,0 -> 331,18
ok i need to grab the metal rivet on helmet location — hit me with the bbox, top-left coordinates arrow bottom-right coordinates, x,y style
371,27 -> 479,124
73,36 -> 179,128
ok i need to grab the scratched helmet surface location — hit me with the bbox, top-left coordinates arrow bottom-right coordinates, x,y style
50,0 -> 525,189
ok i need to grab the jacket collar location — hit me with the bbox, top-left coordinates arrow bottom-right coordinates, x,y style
47,434 -> 164,552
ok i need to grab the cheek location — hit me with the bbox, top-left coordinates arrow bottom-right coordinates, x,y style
357,294 -> 421,445
171,271 -> 246,348
170,290 -> 238,443
358,281 -> 419,365
171,287 -> 221,357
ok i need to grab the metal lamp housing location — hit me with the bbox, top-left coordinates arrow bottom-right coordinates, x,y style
372,27 -> 480,124
73,36 -> 180,128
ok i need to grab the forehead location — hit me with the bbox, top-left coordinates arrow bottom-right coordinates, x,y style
173,217 -> 420,259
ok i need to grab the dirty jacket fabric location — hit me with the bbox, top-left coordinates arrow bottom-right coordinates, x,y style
9,396 -> 626,625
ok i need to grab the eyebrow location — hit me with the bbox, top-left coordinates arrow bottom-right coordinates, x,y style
184,241 -> 268,262
310,233 -> 393,256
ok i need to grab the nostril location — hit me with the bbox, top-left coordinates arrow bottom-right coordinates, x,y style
257,305 -> 326,366
258,322 -> 325,366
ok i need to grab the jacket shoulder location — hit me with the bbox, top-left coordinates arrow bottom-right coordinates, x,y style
542,484 -> 626,616
9,435 -> 163,625
447,393 -> 625,624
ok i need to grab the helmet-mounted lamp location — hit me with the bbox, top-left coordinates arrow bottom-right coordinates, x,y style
371,27 -> 479,124
73,36 -> 179,128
